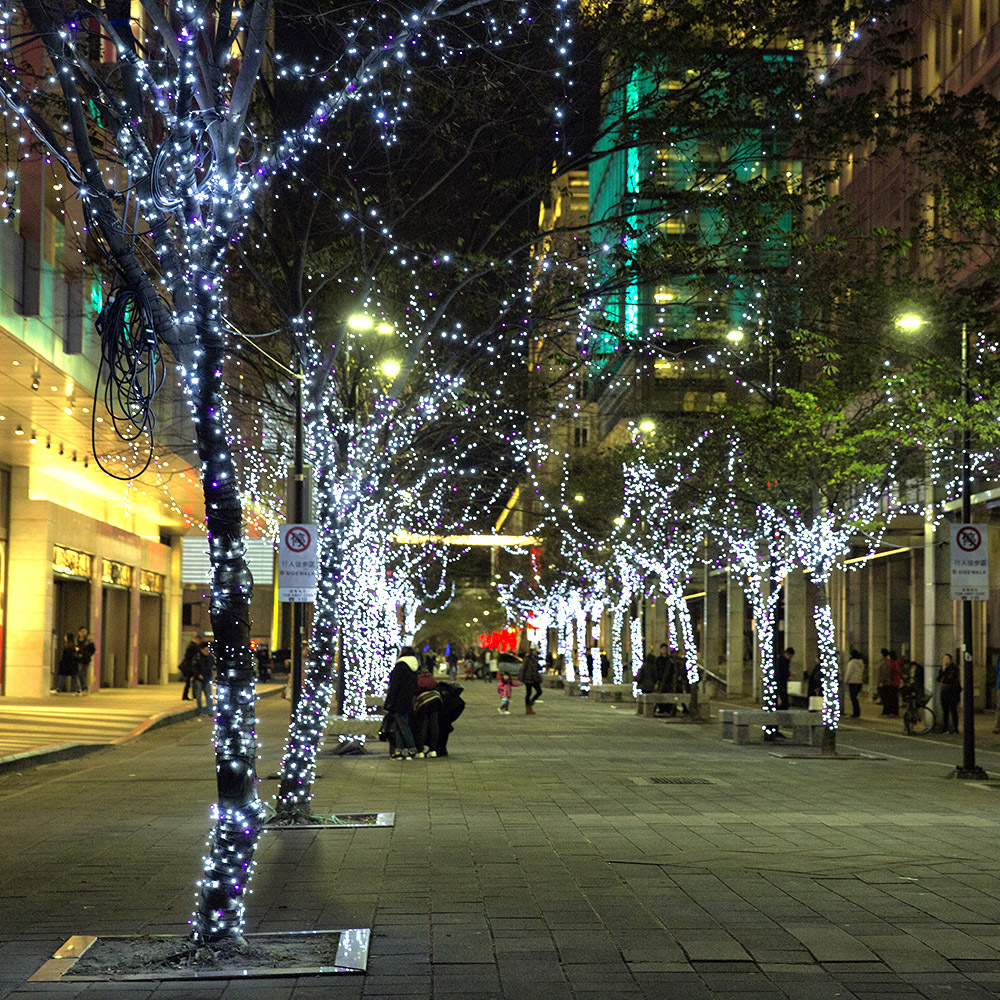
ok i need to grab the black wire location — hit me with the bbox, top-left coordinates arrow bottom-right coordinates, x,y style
91,286 -> 164,481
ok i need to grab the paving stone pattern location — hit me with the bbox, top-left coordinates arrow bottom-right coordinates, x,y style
3,682 -> 1000,998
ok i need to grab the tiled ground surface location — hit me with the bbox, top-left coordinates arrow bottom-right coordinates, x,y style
3,681 -> 1000,998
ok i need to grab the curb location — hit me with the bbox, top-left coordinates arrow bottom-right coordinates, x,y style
0,686 -> 287,775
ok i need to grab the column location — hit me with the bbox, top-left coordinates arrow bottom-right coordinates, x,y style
909,547 -> 924,673
867,558 -> 888,672
726,570 -> 745,697
922,514 -> 955,707
6,467 -> 51,696
703,564 -> 722,681
783,568 -> 812,675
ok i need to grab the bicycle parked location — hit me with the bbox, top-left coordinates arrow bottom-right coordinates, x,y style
901,685 -> 935,736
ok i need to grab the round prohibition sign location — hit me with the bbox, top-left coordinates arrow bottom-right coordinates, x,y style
284,526 -> 312,553
956,526 -> 982,553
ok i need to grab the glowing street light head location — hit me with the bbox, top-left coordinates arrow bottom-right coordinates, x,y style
895,312 -> 925,332
348,314 -> 374,331
726,328 -> 744,342
574,493 -> 584,502
376,321 -> 395,335
638,419 -> 655,433
380,359 -> 401,379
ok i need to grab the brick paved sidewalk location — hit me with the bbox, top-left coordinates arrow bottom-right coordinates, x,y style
3,677 -> 1000,999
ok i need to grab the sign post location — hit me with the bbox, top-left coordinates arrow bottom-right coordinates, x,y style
278,522 -> 317,714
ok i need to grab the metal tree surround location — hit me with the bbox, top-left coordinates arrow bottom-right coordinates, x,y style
0,0 -> 570,943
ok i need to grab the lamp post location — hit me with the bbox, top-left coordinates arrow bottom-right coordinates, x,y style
956,322 -> 987,778
897,314 -> 986,779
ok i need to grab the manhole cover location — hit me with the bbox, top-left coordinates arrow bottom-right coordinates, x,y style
632,776 -> 716,785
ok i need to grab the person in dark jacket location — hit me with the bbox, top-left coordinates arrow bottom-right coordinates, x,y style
636,651 -> 660,694
179,633 -> 202,700
656,643 -> 678,715
193,641 -> 215,716
435,682 -> 465,755
75,627 -> 95,692
413,660 -> 442,756
56,633 -> 82,694
384,646 -> 420,759
776,647 -> 794,710
519,648 -> 543,714
938,652 -> 961,734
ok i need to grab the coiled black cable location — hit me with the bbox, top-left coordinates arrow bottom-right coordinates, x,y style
91,286 -> 164,480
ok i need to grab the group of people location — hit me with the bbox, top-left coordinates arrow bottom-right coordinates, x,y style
54,627 -> 95,694
636,642 -> 691,714
841,648 -> 961,733
383,645 -> 466,759
179,633 -> 216,716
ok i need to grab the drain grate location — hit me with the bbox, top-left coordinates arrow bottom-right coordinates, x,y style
632,776 -> 716,786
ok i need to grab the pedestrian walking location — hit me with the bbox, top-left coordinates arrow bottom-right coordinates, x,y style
844,649 -> 865,718
56,633 -> 82,694
497,671 -> 520,714
192,641 -> 215,716
519,647 -> 542,714
938,652 -> 961,734
384,645 -> 420,759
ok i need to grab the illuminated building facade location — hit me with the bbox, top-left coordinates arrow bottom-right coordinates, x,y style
0,158 -> 207,697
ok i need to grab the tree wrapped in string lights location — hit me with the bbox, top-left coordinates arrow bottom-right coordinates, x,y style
0,0 -> 572,942
707,371 -> 925,750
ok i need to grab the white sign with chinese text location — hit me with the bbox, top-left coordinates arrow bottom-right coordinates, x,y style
278,523 -> 319,602
950,523 -> 989,601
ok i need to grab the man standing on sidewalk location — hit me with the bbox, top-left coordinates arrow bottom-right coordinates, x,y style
76,627 -> 95,693
776,647 -> 794,710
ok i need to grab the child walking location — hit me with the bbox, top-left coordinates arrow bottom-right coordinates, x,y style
497,671 -> 520,714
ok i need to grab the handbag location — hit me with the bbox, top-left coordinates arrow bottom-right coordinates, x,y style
377,713 -> 392,742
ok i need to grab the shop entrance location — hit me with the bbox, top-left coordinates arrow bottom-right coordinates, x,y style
101,586 -> 131,687
54,576 -> 91,685
138,593 -> 162,684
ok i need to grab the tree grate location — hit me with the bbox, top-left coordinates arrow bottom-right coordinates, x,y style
634,776 -> 716,785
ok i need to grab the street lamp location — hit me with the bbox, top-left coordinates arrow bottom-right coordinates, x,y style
347,314 -> 374,331
895,312 -> 986,779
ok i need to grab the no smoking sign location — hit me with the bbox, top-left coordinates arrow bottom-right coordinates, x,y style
278,523 -> 319,602
956,525 -> 982,552
284,525 -> 312,552
950,523 -> 989,602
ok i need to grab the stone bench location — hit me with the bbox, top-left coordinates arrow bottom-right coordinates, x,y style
541,675 -> 565,689
725,709 -> 824,746
636,692 -> 692,717
590,684 -> 633,703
